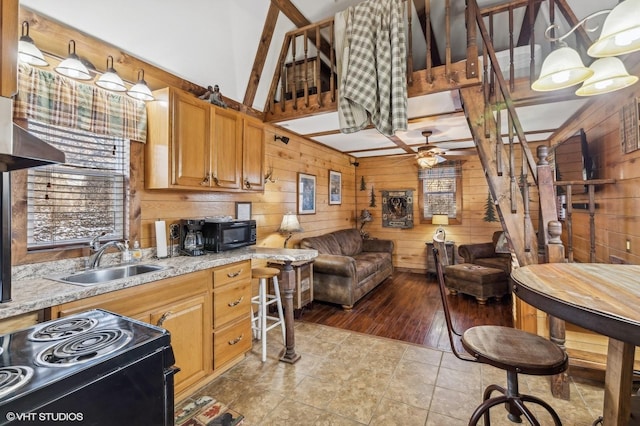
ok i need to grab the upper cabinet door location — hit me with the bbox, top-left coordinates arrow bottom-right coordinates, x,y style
0,0 -> 18,98
211,107 -> 242,189
173,93 -> 211,187
242,118 -> 265,191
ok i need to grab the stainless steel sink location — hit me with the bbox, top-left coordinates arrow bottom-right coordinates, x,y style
51,264 -> 169,286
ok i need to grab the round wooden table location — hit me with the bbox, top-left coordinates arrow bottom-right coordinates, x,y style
511,263 -> 640,425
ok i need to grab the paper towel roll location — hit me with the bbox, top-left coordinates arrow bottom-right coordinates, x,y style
155,220 -> 168,258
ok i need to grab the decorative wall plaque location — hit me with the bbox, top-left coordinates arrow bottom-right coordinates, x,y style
381,189 -> 413,228
620,98 -> 639,154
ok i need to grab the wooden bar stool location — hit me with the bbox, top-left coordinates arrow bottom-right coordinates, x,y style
432,242 -> 568,425
250,267 -> 286,362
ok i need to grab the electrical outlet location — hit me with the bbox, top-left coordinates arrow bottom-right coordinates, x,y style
626,239 -> 631,252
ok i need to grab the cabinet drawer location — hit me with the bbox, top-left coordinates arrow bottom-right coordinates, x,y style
213,317 -> 251,369
213,281 -> 251,328
213,260 -> 251,288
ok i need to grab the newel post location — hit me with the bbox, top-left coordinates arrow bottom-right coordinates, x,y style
547,220 -> 570,400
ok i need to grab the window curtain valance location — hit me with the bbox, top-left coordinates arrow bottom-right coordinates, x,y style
14,63 -> 148,143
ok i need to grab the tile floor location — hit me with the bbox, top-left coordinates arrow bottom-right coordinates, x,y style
180,321 -> 606,425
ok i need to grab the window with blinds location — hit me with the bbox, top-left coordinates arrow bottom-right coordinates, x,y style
418,162 -> 462,224
26,122 -> 130,249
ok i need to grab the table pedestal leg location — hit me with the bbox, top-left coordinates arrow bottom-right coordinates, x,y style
279,260 -> 301,364
603,338 -> 634,425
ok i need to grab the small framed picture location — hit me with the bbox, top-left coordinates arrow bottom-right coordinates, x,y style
329,170 -> 342,205
298,173 -> 316,214
235,202 -> 252,220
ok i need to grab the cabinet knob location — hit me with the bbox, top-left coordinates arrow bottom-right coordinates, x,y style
200,173 -> 210,186
211,175 -> 220,186
227,296 -> 244,307
244,179 -> 251,189
228,334 -> 244,345
156,311 -> 173,327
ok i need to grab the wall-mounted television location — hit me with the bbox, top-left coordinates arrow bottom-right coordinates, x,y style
554,128 -> 595,193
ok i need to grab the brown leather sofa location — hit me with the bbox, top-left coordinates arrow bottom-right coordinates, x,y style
299,228 -> 394,310
457,231 -> 511,274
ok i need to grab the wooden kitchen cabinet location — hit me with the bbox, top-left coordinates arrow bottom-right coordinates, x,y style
49,270 -> 213,400
211,260 -> 252,370
0,0 -> 18,98
242,116 -> 265,191
145,86 -> 263,192
150,293 -> 208,395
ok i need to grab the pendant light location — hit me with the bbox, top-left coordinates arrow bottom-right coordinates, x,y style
127,69 -> 154,101
95,56 -> 127,92
55,40 -> 92,80
18,21 -> 48,67
588,0 -> 640,58
576,57 -> 639,96
531,46 -> 593,91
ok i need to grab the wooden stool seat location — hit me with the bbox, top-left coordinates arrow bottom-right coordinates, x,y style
252,267 -> 280,280
462,325 -> 568,375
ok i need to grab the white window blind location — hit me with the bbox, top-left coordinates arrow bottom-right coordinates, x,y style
26,121 -> 130,249
419,162 -> 461,219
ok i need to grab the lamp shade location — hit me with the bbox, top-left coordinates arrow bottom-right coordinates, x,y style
575,57 -> 638,96
278,213 -> 303,233
96,56 -> 127,92
55,40 -> 92,80
531,46 -> 593,91
18,21 -> 48,67
588,0 -> 640,57
127,69 -> 154,101
431,214 -> 449,226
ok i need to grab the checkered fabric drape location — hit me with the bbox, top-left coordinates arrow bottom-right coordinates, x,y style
14,63 -> 148,143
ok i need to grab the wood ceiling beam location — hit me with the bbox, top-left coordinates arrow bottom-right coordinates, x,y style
243,3 -> 279,107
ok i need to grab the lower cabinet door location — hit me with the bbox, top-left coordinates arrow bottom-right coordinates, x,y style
150,293 -> 209,395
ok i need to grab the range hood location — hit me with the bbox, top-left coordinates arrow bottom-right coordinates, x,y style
0,97 -> 65,172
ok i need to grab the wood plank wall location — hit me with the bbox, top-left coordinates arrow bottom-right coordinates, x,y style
556,89 -> 640,265
138,127 -> 357,253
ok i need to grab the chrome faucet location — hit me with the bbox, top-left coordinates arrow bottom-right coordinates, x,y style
88,240 -> 126,269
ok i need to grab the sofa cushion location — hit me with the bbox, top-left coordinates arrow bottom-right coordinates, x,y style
331,229 -> 363,256
353,257 -> 377,284
300,233 -> 341,255
355,251 -> 392,271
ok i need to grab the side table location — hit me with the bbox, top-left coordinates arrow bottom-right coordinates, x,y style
425,241 -> 455,276
267,260 -> 313,318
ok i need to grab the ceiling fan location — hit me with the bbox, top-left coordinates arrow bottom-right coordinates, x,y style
416,130 -> 447,168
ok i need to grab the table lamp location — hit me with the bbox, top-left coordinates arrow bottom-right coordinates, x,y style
358,209 -> 373,237
278,212 -> 303,248
432,214 -> 449,241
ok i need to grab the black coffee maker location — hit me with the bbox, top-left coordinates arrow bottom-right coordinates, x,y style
179,219 -> 205,256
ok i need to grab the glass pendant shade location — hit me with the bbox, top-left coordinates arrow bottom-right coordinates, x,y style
95,56 -> 126,92
127,69 -> 154,101
55,40 -> 92,80
575,57 -> 638,96
18,22 -> 48,67
531,46 -> 593,91
588,0 -> 640,57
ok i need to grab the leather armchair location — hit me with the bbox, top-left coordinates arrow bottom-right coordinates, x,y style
458,231 -> 511,274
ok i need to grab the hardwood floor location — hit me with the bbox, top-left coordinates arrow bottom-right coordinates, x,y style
300,271 -> 514,351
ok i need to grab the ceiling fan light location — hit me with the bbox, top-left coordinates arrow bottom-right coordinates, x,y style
588,0 -> 640,57
95,56 -> 127,92
18,22 -> 48,67
55,40 -> 92,80
417,155 -> 446,168
127,69 -> 154,101
531,47 -> 593,91
575,57 -> 638,96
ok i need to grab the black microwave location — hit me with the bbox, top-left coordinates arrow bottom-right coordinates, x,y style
203,219 -> 256,252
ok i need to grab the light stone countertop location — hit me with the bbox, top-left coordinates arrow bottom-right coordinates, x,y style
0,246 -> 317,320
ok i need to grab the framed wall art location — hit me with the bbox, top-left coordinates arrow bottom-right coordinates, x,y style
298,173 -> 316,214
329,170 -> 342,205
381,189 -> 413,228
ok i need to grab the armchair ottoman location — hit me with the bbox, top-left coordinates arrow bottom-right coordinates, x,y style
444,263 -> 509,304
